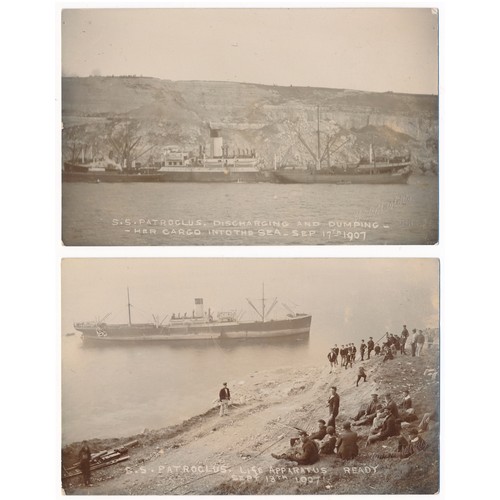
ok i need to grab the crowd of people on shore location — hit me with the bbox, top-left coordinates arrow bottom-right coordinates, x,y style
327,326 -> 436,372
270,324 -> 438,466
271,386 -> 435,466
74,325 -> 437,485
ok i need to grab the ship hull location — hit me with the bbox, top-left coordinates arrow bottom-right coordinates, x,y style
62,170 -> 273,183
76,315 -> 312,344
62,171 -> 168,183
272,170 -> 411,184
155,170 -> 270,183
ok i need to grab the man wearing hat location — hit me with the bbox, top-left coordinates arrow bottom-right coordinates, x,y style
352,393 -> 379,425
218,382 -> 231,417
367,337 -> 375,359
271,431 -> 319,465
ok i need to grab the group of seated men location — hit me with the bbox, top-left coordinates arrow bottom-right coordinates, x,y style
271,419 -> 359,465
271,389 -> 431,466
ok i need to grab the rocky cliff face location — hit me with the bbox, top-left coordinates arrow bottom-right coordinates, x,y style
62,77 -> 438,170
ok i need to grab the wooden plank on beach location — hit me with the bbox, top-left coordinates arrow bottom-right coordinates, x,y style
62,455 -> 130,480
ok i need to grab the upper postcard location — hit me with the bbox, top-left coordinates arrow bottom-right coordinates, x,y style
61,8 -> 438,246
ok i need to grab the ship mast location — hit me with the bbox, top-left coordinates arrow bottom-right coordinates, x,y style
317,105 -> 321,171
246,284 -> 277,323
261,283 -> 265,322
127,287 -> 132,326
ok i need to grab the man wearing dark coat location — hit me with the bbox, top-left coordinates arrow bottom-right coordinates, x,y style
327,386 -> 340,433
272,432 -> 319,465
309,419 -> 328,441
356,366 -> 367,387
367,337 -> 375,359
219,382 -> 231,417
336,422 -> 359,459
400,390 -> 413,410
352,393 -> 379,423
384,393 -> 399,419
376,428 -> 428,459
366,410 -> 399,445
319,426 -> 337,455
360,340 -> 367,361
78,440 -> 92,487
333,345 -> 340,362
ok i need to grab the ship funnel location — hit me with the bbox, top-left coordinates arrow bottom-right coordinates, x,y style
194,298 -> 204,318
210,128 -> 223,158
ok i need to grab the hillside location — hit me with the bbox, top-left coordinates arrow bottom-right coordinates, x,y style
62,347 -> 439,495
62,77 -> 438,171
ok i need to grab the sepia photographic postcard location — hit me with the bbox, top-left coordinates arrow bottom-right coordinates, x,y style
61,8 -> 439,246
61,258 -> 440,494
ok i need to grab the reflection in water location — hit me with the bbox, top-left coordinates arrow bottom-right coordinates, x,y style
79,333 -> 310,351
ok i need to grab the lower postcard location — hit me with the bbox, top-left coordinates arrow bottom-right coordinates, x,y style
61,258 -> 439,494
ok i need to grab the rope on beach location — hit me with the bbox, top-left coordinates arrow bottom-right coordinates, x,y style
165,434 -> 286,493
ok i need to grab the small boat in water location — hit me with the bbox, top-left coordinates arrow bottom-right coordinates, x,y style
74,287 -> 312,344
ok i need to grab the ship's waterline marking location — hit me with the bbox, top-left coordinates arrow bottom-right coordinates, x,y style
113,218 -> 391,241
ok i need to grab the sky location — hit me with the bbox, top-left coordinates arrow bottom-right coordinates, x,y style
61,8 -> 438,95
62,258 -> 439,345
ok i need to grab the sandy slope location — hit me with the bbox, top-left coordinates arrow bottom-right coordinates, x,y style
62,347 -> 439,495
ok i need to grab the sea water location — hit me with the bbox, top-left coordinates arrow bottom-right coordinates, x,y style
61,333 -> 314,444
61,273 -> 438,446
62,176 -> 438,246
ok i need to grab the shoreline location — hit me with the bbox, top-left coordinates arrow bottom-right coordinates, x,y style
62,348 -> 439,495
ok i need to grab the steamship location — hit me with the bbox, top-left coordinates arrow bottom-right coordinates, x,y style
63,128 -> 270,183
156,128 -> 270,183
74,287 -> 312,344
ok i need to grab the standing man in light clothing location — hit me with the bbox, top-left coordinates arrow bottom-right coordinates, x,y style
416,330 -> 426,356
410,329 -> 418,357
219,382 -> 231,417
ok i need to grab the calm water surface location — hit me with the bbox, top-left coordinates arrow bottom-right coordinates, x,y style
62,176 -> 438,245
62,327 -> 327,445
